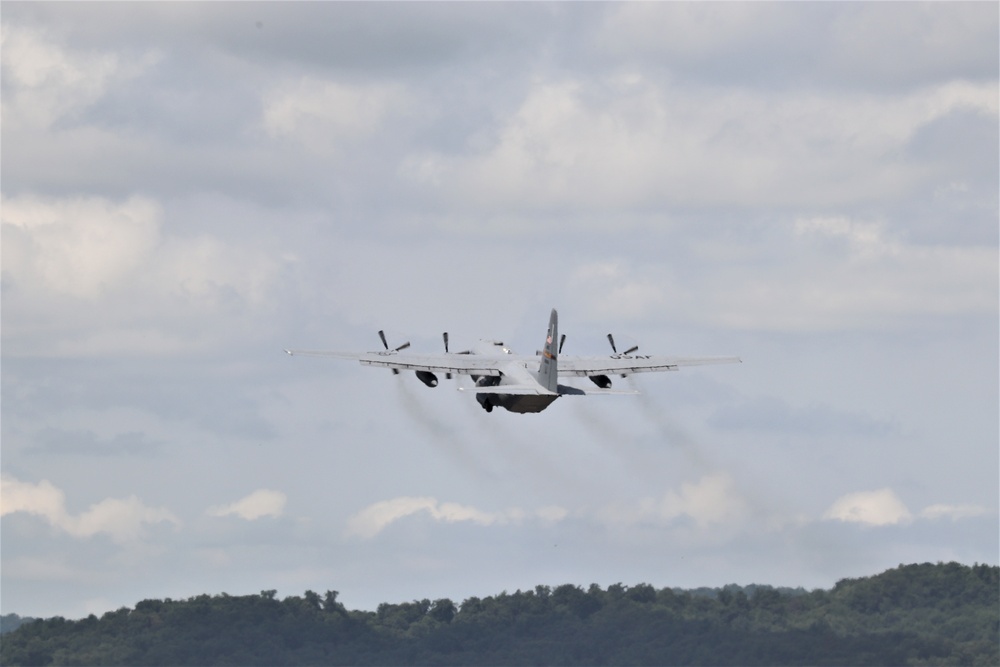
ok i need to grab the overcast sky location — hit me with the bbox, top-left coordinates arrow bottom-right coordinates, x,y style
2,2 -> 997,620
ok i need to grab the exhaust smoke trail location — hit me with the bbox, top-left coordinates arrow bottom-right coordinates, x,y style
625,377 -> 787,528
393,376 -> 494,478
456,385 -> 592,498
626,376 -> 715,475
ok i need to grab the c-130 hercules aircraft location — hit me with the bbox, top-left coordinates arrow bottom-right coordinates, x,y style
285,309 -> 740,413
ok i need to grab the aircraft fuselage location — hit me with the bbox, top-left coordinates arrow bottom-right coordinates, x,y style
468,341 -> 559,413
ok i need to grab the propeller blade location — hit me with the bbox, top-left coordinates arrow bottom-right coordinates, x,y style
443,332 -> 452,379
378,330 -> 407,373
608,333 -> 638,356
559,334 -> 566,354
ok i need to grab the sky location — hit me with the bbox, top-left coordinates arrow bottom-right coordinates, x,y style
1,2 -> 997,620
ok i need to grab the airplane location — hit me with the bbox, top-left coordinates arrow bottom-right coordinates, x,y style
285,309 -> 740,413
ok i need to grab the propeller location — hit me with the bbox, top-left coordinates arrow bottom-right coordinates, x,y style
607,333 -> 637,378
559,334 -> 566,354
378,330 -> 410,375
607,333 -> 638,356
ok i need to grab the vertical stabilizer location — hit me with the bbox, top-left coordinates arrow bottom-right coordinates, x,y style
538,309 -> 559,392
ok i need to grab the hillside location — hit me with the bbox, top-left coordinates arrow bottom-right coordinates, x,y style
1,615 -> 37,636
2,562 -> 996,666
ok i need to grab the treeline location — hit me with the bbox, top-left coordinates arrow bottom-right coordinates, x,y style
1,614 -> 37,635
2,562 -> 996,666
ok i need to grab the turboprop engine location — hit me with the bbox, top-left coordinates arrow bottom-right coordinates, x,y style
589,375 -> 612,389
415,371 -> 439,388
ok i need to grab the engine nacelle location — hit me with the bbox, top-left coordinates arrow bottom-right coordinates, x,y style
589,375 -> 612,389
415,371 -> 439,388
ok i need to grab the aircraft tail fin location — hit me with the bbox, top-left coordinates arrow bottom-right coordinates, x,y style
538,309 -> 559,392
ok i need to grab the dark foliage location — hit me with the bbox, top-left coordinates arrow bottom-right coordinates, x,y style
2,563 -> 996,666
1,615 -> 37,636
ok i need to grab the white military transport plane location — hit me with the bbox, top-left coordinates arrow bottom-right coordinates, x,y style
285,309 -> 739,413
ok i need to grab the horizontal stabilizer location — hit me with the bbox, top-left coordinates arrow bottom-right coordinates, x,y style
557,385 -> 638,396
459,385 -> 557,396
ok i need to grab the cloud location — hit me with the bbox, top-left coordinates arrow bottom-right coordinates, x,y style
1,194 -> 162,299
29,428 -> 162,458
0,475 -> 180,543
1,22 -> 157,129
2,193 -> 282,306
598,474 -> 747,529
600,3 -> 784,61
261,77 -> 407,153
824,489 -> 912,526
207,489 -> 287,521
2,193 -> 286,356
919,504 -> 990,521
568,261 -> 669,321
345,497 -> 565,539
779,217 -> 998,324
823,490 -> 993,529
599,4 -> 998,89
563,214 -> 996,332
709,396 -> 895,437
402,75 -> 997,215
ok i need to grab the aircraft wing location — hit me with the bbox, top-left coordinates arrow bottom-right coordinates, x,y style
558,355 -> 742,377
284,349 -> 506,377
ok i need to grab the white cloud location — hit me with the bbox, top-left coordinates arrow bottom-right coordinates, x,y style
568,260 -> 671,321
345,496 -> 565,539
0,476 -> 66,518
207,489 -> 287,521
2,194 -> 162,299
598,474 -> 747,529
262,77 -> 406,153
0,475 -> 180,543
794,217 -> 888,257
153,234 -> 279,308
823,490 -> 993,527
402,76 -> 997,214
536,505 -> 570,522
919,504 -> 990,521
824,488 -> 912,526
2,193 -> 282,306
0,23 -> 157,129
2,193 -> 285,355
599,3 -> 789,59
599,4 -> 997,88
569,216 -> 997,332
72,497 -> 180,543
772,217 -> 998,326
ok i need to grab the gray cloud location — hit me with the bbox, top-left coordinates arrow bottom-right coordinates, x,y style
28,428 -> 163,458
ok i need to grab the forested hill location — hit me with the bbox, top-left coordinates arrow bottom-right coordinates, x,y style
2,562 -> 997,666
